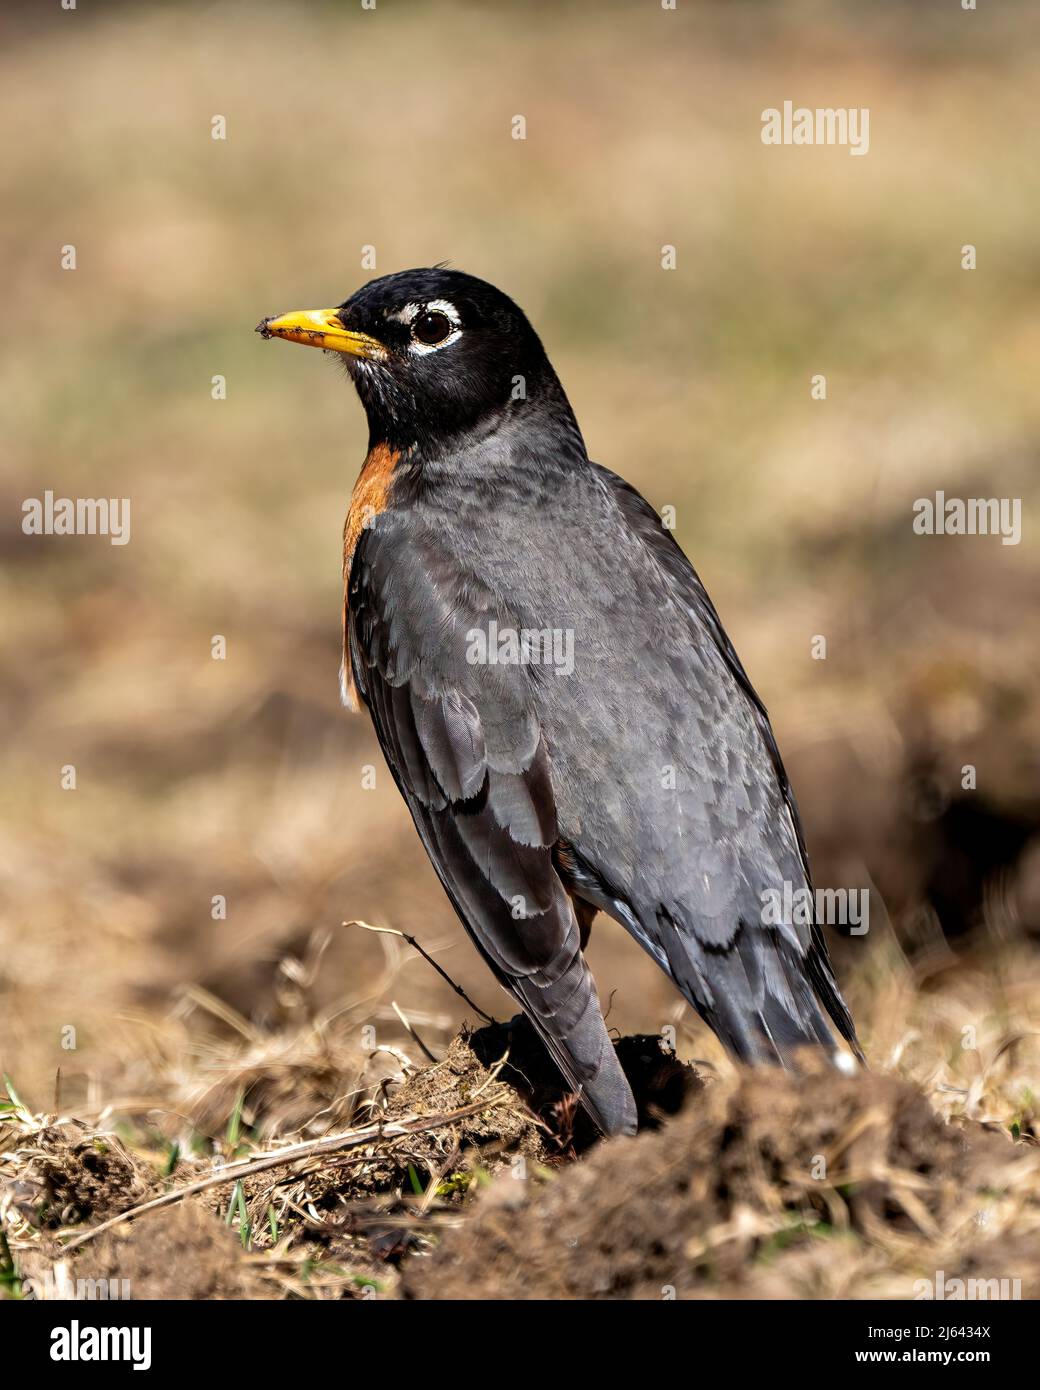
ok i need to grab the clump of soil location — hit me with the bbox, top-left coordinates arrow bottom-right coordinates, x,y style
403,1061 -> 1038,1300
467,1019 -> 701,1144
5,1121 -> 151,1230
296,1018 -> 702,1204
81,1203 -> 270,1300
291,1023 -> 564,1209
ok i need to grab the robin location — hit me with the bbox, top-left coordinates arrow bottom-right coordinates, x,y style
258,268 -> 861,1137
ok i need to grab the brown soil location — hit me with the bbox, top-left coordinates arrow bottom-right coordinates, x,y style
80,1204 -> 269,1301
403,1060 -> 1038,1301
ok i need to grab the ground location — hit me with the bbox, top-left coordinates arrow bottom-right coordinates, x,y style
3,967 -> 1038,1301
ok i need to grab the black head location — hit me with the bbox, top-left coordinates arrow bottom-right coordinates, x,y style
258,268 -> 578,456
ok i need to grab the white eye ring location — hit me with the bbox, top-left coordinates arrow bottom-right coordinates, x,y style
397,299 -> 463,355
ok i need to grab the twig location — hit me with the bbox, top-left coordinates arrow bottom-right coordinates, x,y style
59,1093 -> 510,1252
343,920 -> 494,1023
392,1000 -> 438,1064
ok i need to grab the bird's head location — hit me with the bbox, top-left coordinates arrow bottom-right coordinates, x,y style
257,267 -> 567,455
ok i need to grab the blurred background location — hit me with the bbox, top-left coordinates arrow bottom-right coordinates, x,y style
2,0 -> 1038,1127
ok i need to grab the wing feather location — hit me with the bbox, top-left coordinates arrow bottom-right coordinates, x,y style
349,515 -> 637,1135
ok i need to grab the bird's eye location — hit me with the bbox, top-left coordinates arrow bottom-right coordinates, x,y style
411,310 -> 453,346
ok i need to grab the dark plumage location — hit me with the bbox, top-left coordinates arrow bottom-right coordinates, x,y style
258,268 -> 861,1137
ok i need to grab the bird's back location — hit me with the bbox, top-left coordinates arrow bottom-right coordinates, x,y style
383,441 -> 859,1065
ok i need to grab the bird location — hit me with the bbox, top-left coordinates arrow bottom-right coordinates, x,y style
257,267 -> 862,1137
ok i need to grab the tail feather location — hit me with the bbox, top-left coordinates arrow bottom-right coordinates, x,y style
656,908 -> 861,1069
513,944 -> 639,1138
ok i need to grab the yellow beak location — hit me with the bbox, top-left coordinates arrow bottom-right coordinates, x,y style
256,307 -> 387,360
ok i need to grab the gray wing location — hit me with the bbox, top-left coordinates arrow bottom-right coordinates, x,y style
349,512 -> 638,1136
548,463 -> 861,1065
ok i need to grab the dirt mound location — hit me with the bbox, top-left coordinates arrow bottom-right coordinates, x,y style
403,1062 -> 1039,1300
205,1022 -> 702,1293
290,1019 -> 702,1204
